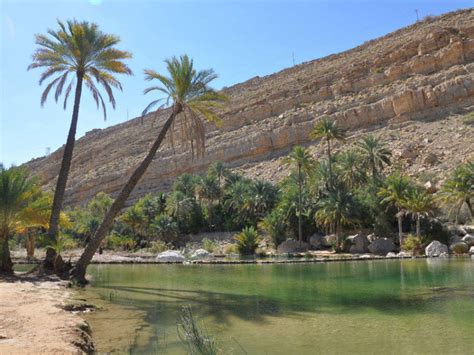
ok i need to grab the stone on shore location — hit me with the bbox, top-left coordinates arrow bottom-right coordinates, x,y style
347,234 -> 370,254
450,242 -> 469,254
469,246 -> 474,255
190,249 -> 213,260
321,234 -> 337,248
155,250 -> 186,262
368,238 -> 395,255
277,239 -> 309,254
461,234 -> 474,246
425,241 -> 448,257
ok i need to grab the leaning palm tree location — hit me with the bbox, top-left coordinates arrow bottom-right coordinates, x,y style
72,55 -> 227,284
378,172 -> 413,246
282,145 -> 314,244
356,135 -> 391,182
0,166 -> 37,274
310,117 -> 345,186
404,188 -> 435,238
28,19 -> 132,270
439,161 -> 473,223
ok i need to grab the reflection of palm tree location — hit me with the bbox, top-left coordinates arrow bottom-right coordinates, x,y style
73,55 -> 227,284
28,20 -> 132,270
283,146 -> 314,244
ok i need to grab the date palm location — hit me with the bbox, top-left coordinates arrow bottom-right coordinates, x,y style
357,135 -> 391,181
0,166 -> 37,274
337,150 -> 366,189
196,175 -> 221,229
282,146 -> 314,244
28,19 -> 132,271
378,172 -> 413,246
72,55 -> 227,284
310,117 -> 345,187
404,188 -> 435,238
439,161 -> 473,223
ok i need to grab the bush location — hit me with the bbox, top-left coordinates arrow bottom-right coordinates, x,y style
462,112 -> 474,125
149,240 -> 168,254
106,233 -> 135,250
402,234 -> 422,252
202,238 -> 218,253
223,244 -> 238,255
259,210 -> 287,247
234,226 -> 260,255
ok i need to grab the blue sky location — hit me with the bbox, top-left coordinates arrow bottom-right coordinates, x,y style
1,0 -> 471,166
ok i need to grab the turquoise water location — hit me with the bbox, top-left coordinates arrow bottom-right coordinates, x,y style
81,258 -> 474,354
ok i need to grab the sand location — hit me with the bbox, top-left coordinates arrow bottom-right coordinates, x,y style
0,276 -> 85,354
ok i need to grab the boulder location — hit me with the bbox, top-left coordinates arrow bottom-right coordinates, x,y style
346,234 -> 370,254
425,241 -> 448,257
469,246 -> 474,255
447,225 -> 467,236
368,238 -> 396,255
450,242 -> 469,254
464,225 -> 474,234
277,239 -> 309,254
155,250 -> 186,262
398,251 -> 412,257
190,249 -> 213,260
386,252 -> 397,257
321,234 -> 337,248
367,234 -> 378,243
449,235 -> 463,244
309,234 -> 324,249
461,234 -> 474,247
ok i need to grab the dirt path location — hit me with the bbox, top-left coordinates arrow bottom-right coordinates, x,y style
0,276 -> 87,354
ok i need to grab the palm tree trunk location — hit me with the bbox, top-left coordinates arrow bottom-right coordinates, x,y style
71,105 -> 181,284
0,229 -> 13,274
416,215 -> 421,238
44,73 -> 84,271
397,211 -> 403,247
26,231 -> 35,259
297,165 -> 303,245
466,198 -> 473,219
327,138 -> 332,187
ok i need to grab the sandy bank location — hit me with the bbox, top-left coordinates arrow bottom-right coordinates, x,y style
0,276 -> 91,354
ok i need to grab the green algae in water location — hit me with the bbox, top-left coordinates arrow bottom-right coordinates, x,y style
81,258 -> 474,354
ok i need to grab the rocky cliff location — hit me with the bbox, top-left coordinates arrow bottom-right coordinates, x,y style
26,9 -> 474,206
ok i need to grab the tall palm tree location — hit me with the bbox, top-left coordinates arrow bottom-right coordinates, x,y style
72,55 -> 227,284
28,20 -> 132,270
0,166 -> 37,274
310,117 -> 345,186
337,150 -> 367,189
196,175 -> 221,229
315,183 -> 357,252
378,172 -> 413,246
357,135 -> 391,182
439,161 -> 473,223
282,145 -> 314,244
404,188 -> 435,238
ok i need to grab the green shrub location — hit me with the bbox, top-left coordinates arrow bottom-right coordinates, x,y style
402,234 -> 422,252
234,226 -> 260,255
259,210 -> 287,247
106,233 -> 135,250
149,240 -> 168,254
462,112 -> 474,125
202,238 -> 218,253
223,244 -> 238,255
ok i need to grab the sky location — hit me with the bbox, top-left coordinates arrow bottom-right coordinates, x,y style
1,0 -> 472,166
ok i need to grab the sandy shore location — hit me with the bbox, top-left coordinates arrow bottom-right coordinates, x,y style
0,276 -> 91,354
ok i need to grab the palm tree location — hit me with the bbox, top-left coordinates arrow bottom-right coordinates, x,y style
0,166 -> 37,274
207,161 -> 229,188
28,20 -> 132,270
337,150 -> 367,189
173,174 -> 200,199
196,175 -> 221,229
310,117 -> 345,186
72,55 -> 227,284
404,188 -> 435,238
315,184 -> 358,251
282,146 -> 314,244
378,172 -> 413,246
439,161 -> 473,223
357,135 -> 391,182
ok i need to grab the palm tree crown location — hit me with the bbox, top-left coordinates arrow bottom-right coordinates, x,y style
28,19 -> 132,119
142,55 -> 228,157
357,135 -> 391,180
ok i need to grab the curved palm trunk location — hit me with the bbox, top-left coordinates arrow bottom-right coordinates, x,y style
44,73 -> 84,271
297,164 -> 303,245
72,105 -> 181,284
466,198 -> 473,220
0,229 -> 13,274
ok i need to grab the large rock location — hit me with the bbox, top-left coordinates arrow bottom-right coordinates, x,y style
155,250 -> 186,262
321,234 -> 337,248
450,242 -> 469,254
464,225 -> 474,234
425,241 -> 449,257
309,234 -> 324,249
190,249 -> 213,260
346,234 -> 370,254
277,239 -> 309,254
461,234 -> 474,247
469,246 -> 474,255
368,238 -> 396,255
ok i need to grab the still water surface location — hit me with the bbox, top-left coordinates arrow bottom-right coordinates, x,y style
80,258 -> 474,354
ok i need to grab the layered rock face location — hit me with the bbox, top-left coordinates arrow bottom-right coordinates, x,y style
26,9 -> 474,206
